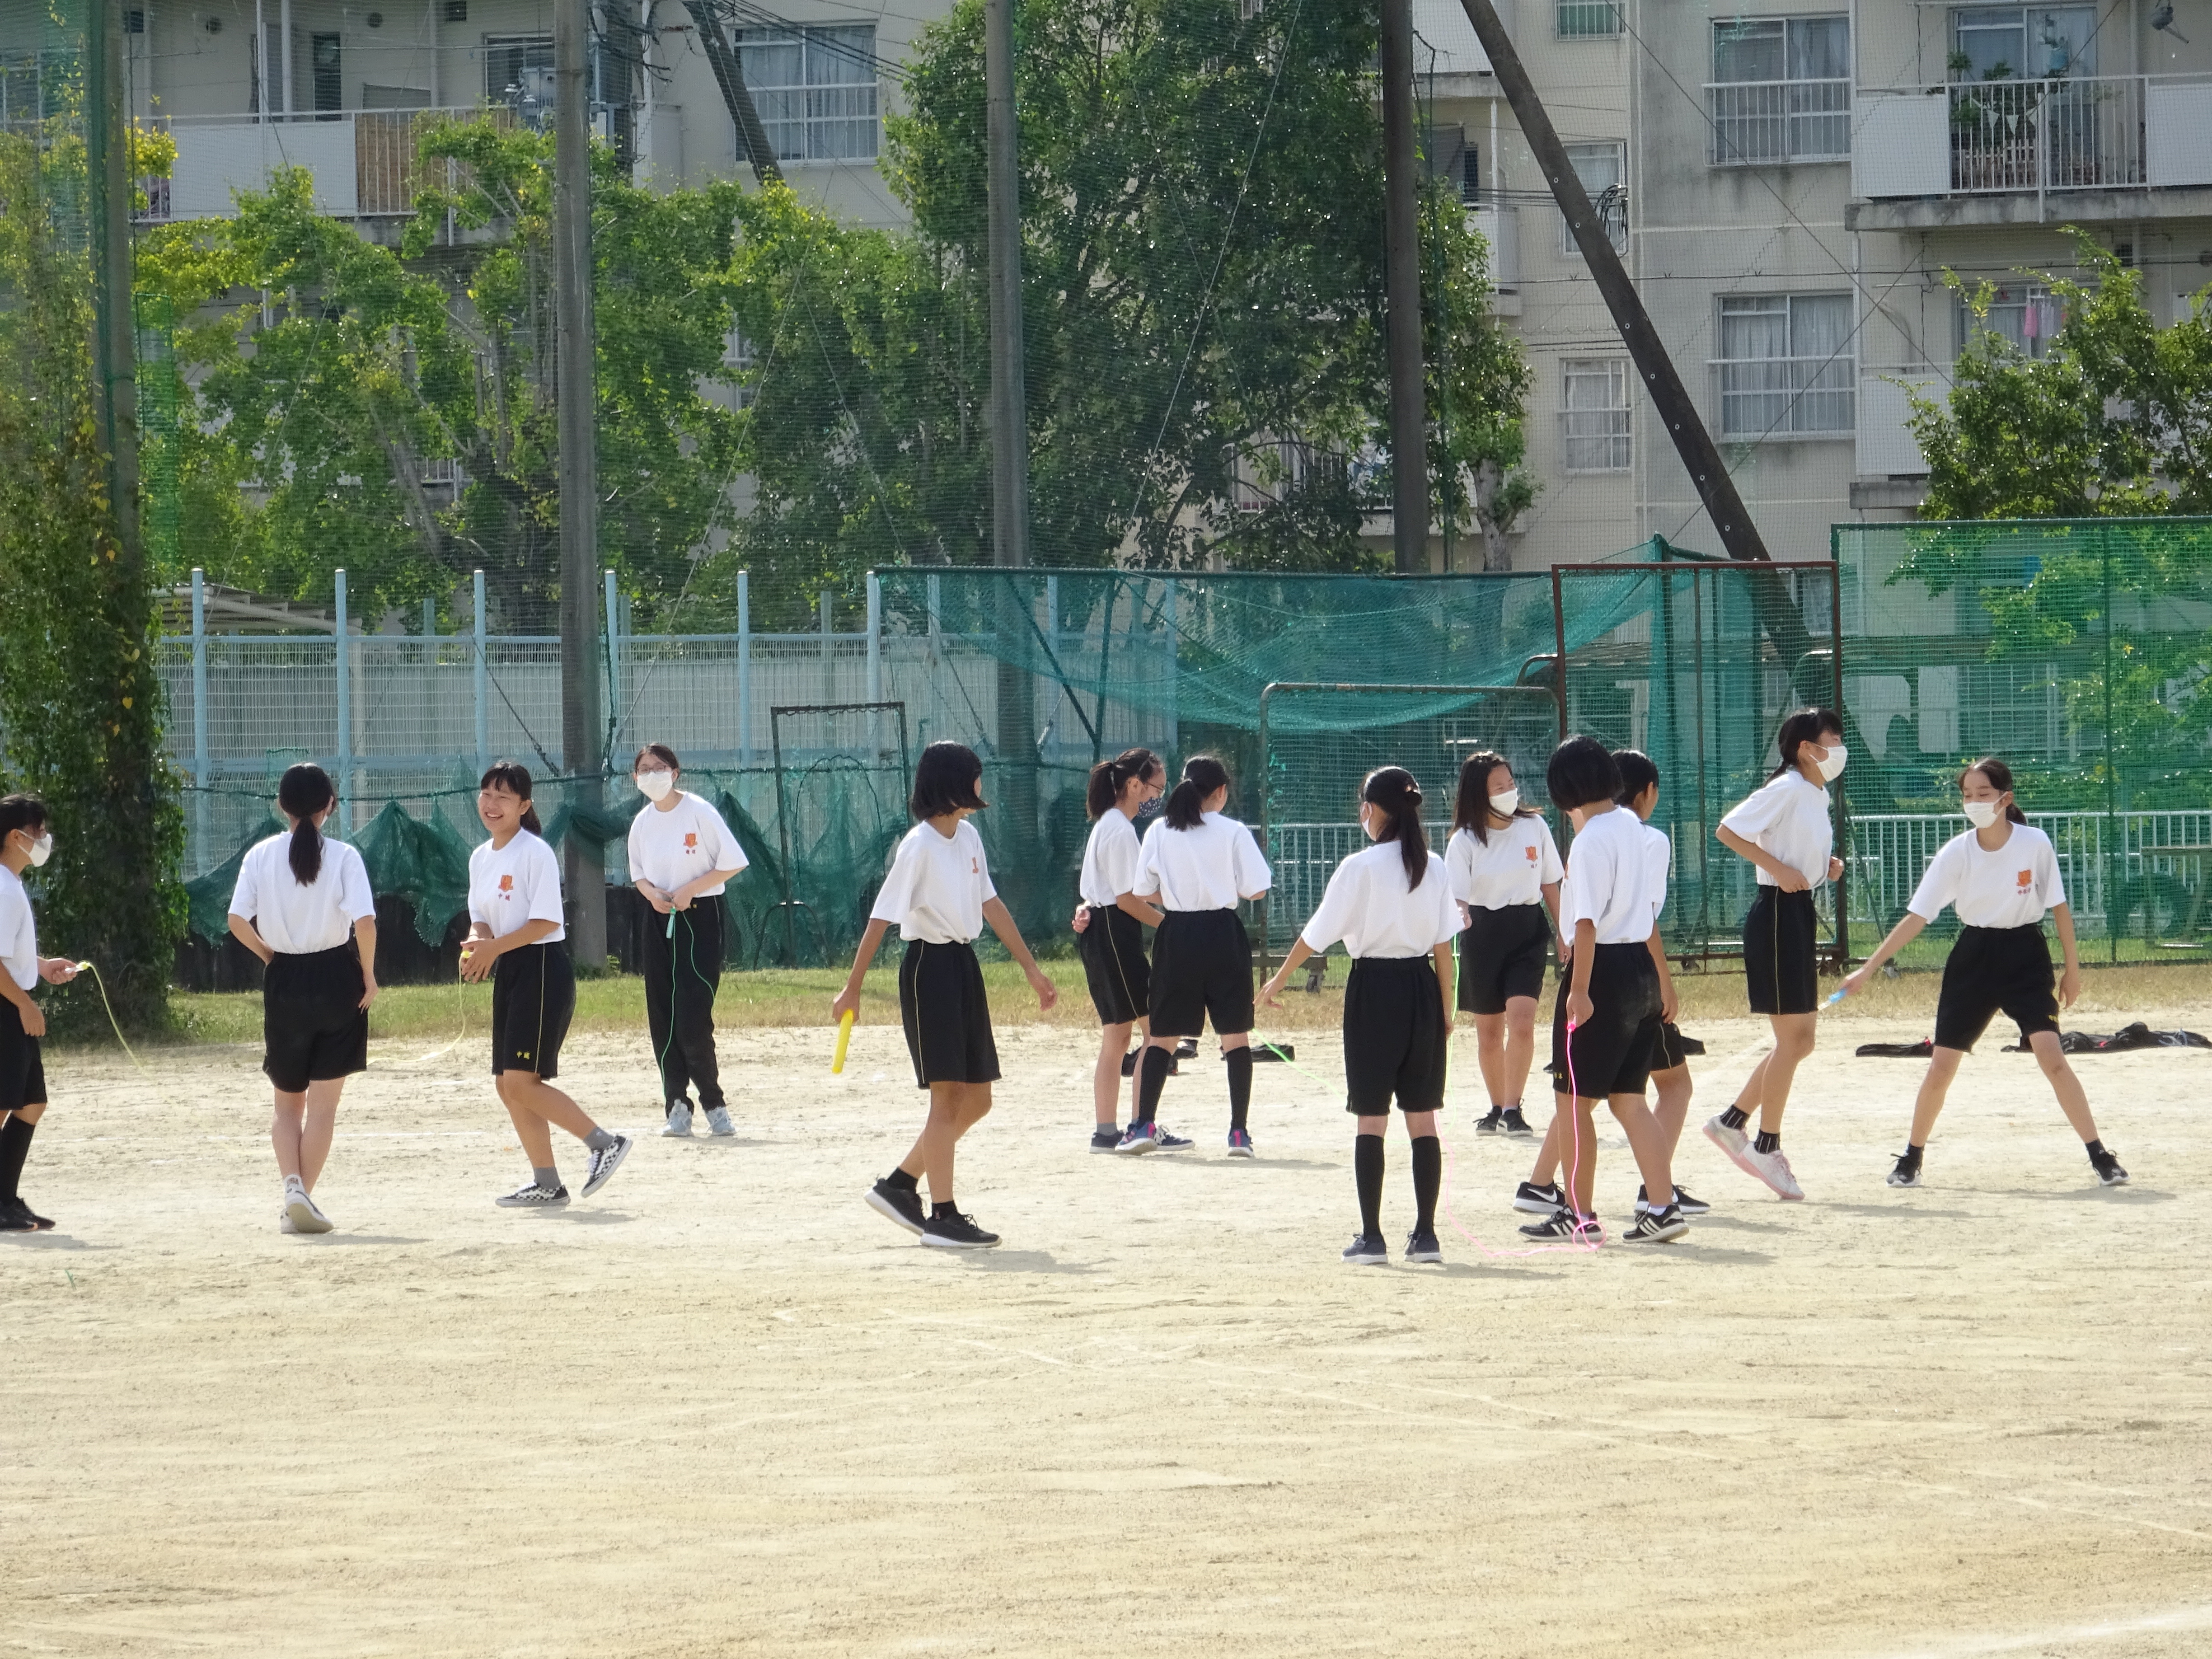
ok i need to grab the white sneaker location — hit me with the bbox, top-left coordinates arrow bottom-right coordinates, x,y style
1741,1143 -> 1805,1200
279,1211 -> 298,1234
284,1184 -> 333,1235
661,1101 -> 694,1138
1702,1113 -> 1757,1176
703,1105 -> 736,1137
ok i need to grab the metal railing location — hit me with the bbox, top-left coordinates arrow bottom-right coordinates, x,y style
147,105 -> 516,220
1715,351 -> 1855,439
1945,75 -> 2144,195
1706,78 -> 1851,166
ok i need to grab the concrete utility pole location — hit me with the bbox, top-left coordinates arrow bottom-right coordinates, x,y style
681,0 -> 782,185
555,0 -> 607,965
984,0 -> 1037,861
93,0 -> 140,572
1450,0 -> 1770,565
1379,0 -> 1429,573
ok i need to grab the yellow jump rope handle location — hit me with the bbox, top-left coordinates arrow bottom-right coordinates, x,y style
831,1008 -> 856,1074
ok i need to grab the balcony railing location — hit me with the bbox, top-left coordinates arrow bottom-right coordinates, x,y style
1855,74 -> 2212,199
149,105 -> 521,221
1715,352 -> 1855,440
1706,78 -> 1850,166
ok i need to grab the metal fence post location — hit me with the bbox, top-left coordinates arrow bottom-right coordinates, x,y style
334,568 -> 351,836
190,567 -> 208,872
603,568 -> 621,767
820,588 -> 834,703
1163,576 -> 1179,756
737,568 -> 751,769
472,568 -> 489,775
866,571 -> 882,755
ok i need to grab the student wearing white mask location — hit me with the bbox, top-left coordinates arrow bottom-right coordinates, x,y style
226,764 -> 379,1234
1706,707 -> 1847,1201
1443,750 -> 1562,1138
627,743 -> 746,1139
0,795 -> 80,1233
1837,757 -> 2125,1190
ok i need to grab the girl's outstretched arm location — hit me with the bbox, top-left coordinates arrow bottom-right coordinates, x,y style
981,897 -> 1058,1012
1839,912 -> 1929,996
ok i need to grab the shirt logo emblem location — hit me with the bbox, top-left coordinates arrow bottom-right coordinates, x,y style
2017,869 -> 2033,890
1525,846 -> 1539,862
684,832 -> 698,851
498,874 -> 514,897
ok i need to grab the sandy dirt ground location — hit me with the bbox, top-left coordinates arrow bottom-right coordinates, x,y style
5,1001 -> 2212,1659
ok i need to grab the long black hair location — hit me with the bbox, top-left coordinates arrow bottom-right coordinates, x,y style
1452,750 -> 1532,844
277,763 -> 337,885
1086,747 -> 1162,820
1767,707 -> 1845,782
1364,767 -> 1429,888
1962,756 -> 2029,825
1165,756 -> 1230,830
480,760 -> 543,835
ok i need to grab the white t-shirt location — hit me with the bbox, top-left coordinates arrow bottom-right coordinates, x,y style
469,830 -> 567,942
1445,815 -> 1563,911
1133,812 -> 1273,913
1078,811 -> 1143,907
1641,821 -> 1673,926
228,833 -> 377,955
1300,844 -> 1459,961
628,792 -> 747,897
0,865 -> 38,991
1907,823 -> 2066,930
1560,806 -> 1662,946
871,819 -> 997,944
1719,770 -> 1835,888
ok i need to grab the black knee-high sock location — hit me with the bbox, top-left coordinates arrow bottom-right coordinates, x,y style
1225,1047 -> 1253,1132
0,1115 -> 33,1200
1136,1046 -> 1172,1124
1410,1134 -> 1441,1233
1354,1133 -> 1385,1237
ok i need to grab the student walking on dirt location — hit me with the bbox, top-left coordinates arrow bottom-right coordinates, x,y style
627,744 -> 747,1139
1259,767 -> 1457,1265
0,794 -> 80,1233
1068,748 -> 1167,1153
464,762 -> 632,1210
226,764 -> 379,1235
1837,757 -> 2128,1191
1706,708 -> 1847,1201
1122,756 -> 1273,1158
839,741 -> 1058,1249
1443,750 -> 1562,1139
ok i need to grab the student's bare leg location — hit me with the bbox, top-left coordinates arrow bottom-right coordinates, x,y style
1094,1019 -> 1134,1128
1610,1093 -> 1676,1204
271,1091 -> 308,1185
1562,1098 -> 1600,1215
497,1071 -> 595,1171
1473,1012 -> 1507,1105
906,1081 -> 992,1205
2026,1031 -> 2101,1142
1650,1064 -> 1693,1159
298,1078 -> 342,1191
1501,996 -> 1538,1106
1747,1013 -> 1817,1134
1528,1097 -> 1565,1186
1907,1046 -> 1967,1147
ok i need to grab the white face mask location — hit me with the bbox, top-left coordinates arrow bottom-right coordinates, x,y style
25,833 -> 52,868
1813,742 -> 1848,783
1490,787 -> 1520,816
636,769 -> 675,803
1962,799 -> 2003,830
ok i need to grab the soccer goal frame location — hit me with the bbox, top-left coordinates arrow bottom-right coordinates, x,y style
769,700 -> 912,967
1254,680 -> 1558,977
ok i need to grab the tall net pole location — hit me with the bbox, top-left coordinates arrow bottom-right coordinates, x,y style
1378,0 -> 1428,573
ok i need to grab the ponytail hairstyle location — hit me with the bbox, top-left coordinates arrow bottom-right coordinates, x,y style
1768,707 -> 1845,781
480,759 -> 543,835
277,764 -> 337,885
1086,747 -> 1162,820
1165,755 -> 1230,830
1364,766 -> 1430,889
1452,750 -> 1530,844
1961,756 -> 2029,824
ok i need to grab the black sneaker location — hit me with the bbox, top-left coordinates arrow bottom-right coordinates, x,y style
1500,1107 -> 1536,1137
1513,1180 -> 1565,1215
1622,1202 -> 1688,1243
0,1199 -> 36,1232
1474,1106 -> 1505,1135
1887,1152 -> 1923,1189
1404,1228 -> 1443,1264
1089,1126 -> 1123,1154
4,1196 -> 52,1230
1342,1233 -> 1389,1265
579,1133 -> 632,1198
1636,1184 -> 1712,1218
920,1208 -> 1001,1249
866,1177 -> 928,1236
2091,1150 -> 2130,1187
1519,1210 -> 1603,1242
1175,1038 -> 1199,1059
1120,1049 -> 1140,1077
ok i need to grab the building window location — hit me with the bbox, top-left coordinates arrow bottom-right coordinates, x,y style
738,27 -> 880,162
1559,141 -> 1626,256
1950,5 -> 2097,80
1708,16 -> 1849,164
484,35 -> 553,107
1557,0 -> 1620,37
1561,360 -> 1632,472
1717,293 -> 1854,437
1957,284 -> 2060,359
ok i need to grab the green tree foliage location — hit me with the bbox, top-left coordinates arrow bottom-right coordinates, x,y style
1909,241 -> 2212,520
0,122 -> 187,1031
